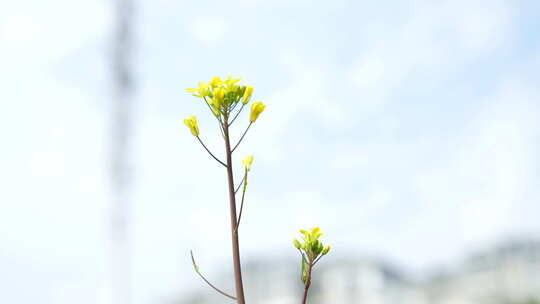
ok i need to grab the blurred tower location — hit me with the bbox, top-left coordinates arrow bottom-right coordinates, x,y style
109,0 -> 135,303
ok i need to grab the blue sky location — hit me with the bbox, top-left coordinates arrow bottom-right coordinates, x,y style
1,0 -> 539,303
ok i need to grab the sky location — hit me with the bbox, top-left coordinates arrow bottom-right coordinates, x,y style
1,0 -> 540,303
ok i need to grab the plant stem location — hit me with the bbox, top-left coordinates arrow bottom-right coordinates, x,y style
190,251 -> 237,300
223,118 -> 246,304
301,286 -> 309,304
235,174 -> 248,232
231,123 -> 252,153
197,136 -> 227,167
301,264 -> 313,304
228,103 -> 245,126
234,175 -> 245,194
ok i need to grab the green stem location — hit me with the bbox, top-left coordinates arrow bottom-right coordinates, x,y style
235,171 -> 248,232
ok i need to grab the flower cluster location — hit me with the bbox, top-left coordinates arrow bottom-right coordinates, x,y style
185,76 -> 264,122
293,227 -> 330,284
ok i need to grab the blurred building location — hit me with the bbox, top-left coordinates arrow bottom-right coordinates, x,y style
177,239 -> 540,304
425,239 -> 540,304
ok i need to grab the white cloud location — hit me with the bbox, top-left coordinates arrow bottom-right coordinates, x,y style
331,148 -> 370,169
452,0 -> 513,51
187,16 -> 229,46
0,1 -> 110,67
412,80 -> 540,245
0,14 -> 42,46
348,0 -> 514,106
245,51 -> 345,162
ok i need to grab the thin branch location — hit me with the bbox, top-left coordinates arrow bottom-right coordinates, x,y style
234,175 -> 245,194
202,97 -> 225,136
235,172 -> 248,232
298,250 -> 308,263
231,123 -> 252,153
202,97 -> 220,120
214,117 -> 225,138
228,104 -> 245,127
196,136 -> 227,167
312,255 -> 323,266
228,97 -> 242,116
190,250 -> 237,301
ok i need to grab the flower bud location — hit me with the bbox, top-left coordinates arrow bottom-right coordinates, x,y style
242,155 -> 254,171
242,86 -> 253,104
213,87 -> 225,103
322,245 -> 330,255
207,98 -> 221,117
182,115 -> 199,136
293,239 -> 301,249
249,101 -> 266,123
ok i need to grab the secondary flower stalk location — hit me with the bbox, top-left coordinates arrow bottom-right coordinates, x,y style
293,227 -> 331,304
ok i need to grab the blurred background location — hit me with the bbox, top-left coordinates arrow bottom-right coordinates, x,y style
1,0 -> 540,303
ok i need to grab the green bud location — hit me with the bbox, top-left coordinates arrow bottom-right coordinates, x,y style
238,86 -> 246,96
317,242 -> 324,255
322,245 -> 330,255
311,241 -> 320,254
293,239 -> 301,249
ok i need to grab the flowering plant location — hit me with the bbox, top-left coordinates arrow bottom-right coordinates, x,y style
182,76 -> 329,304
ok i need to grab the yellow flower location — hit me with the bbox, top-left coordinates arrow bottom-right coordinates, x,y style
185,82 -> 209,98
310,227 -> 322,237
209,76 -> 223,87
182,115 -> 199,136
224,76 -> 241,87
207,98 -> 221,116
249,101 -> 266,123
242,155 -> 254,171
213,87 -> 225,103
242,86 -> 253,105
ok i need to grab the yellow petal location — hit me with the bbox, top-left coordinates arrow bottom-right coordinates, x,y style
242,155 -> 254,171
242,86 -> 253,104
225,77 -> 241,86
249,101 -> 266,123
182,115 -> 199,136
209,76 -> 222,87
